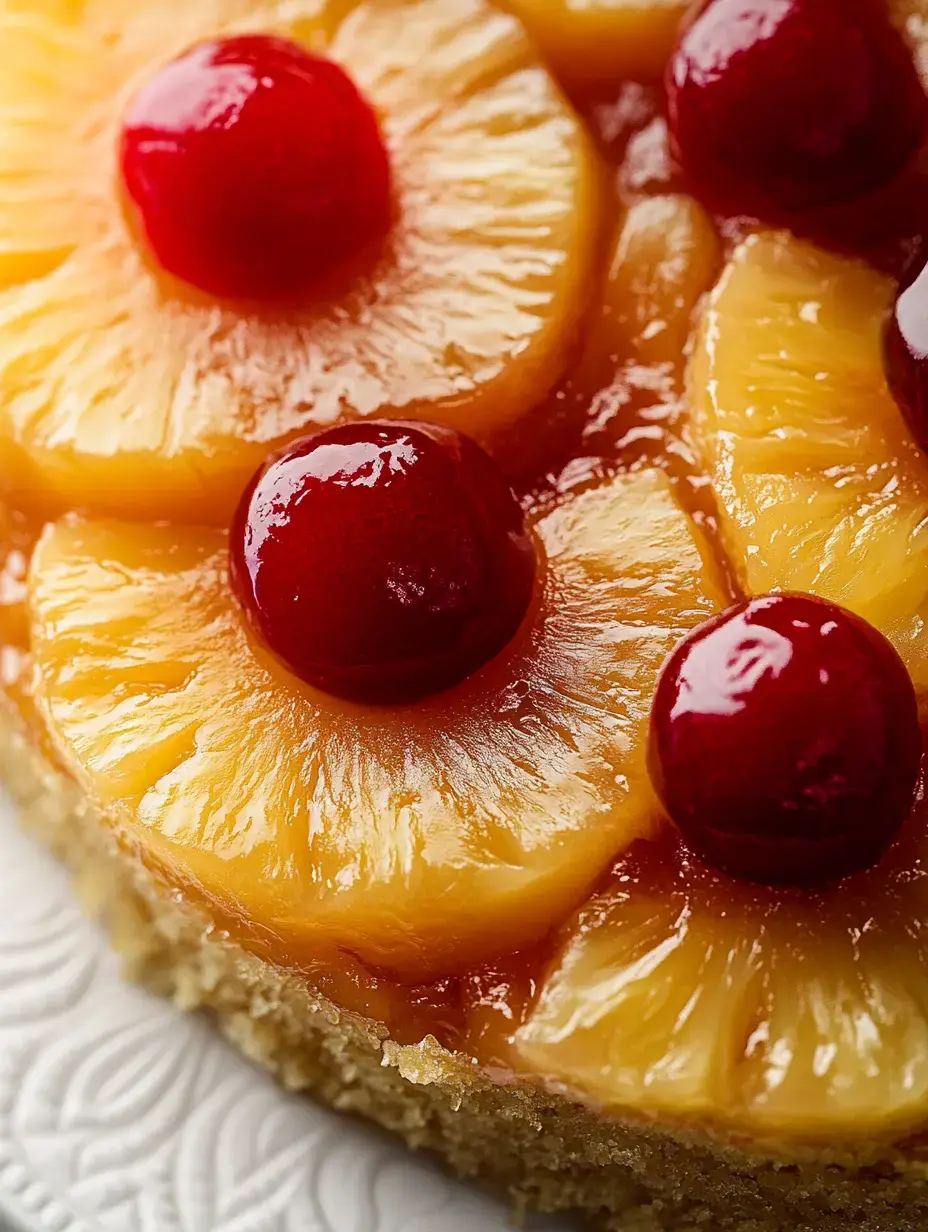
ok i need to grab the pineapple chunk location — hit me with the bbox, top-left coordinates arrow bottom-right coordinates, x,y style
0,0 -> 599,522
600,195 -> 719,370
497,0 -> 689,89
690,232 -> 928,691
516,830 -> 928,1136
576,194 -> 720,398
28,471 -> 722,980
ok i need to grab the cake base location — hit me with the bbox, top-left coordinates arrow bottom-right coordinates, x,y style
4,697 -> 928,1232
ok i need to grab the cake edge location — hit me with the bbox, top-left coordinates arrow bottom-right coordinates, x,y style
4,695 -> 928,1232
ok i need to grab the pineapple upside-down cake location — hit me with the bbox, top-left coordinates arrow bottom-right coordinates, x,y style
8,0 -> 928,1228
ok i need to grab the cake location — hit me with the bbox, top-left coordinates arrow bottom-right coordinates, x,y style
5,0 -> 928,1228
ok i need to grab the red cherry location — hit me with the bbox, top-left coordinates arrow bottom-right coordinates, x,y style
666,0 -> 928,221
230,422 -> 536,704
120,35 -> 392,300
648,594 -> 922,886
885,256 -> 928,448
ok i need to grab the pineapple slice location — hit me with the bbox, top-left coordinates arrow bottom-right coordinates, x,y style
576,194 -> 720,402
497,0 -> 689,89
690,232 -> 928,691
0,0 -> 599,523
28,471 -> 722,980
516,828 -> 928,1137
599,195 -> 720,371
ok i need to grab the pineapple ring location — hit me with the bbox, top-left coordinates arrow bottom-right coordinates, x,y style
516,825 -> 928,1137
0,0 -> 598,523
690,231 -> 928,693
28,471 -> 722,980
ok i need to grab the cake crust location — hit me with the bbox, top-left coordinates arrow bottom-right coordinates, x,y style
6,695 -> 928,1232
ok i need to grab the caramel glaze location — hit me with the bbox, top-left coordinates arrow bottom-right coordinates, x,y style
4,74 -> 928,1069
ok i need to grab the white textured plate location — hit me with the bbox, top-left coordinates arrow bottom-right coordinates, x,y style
0,790 -> 574,1232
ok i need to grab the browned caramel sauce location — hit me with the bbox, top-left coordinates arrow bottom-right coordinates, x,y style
4,71 -> 928,1068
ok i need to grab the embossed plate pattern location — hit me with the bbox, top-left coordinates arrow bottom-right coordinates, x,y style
0,790 -> 573,1232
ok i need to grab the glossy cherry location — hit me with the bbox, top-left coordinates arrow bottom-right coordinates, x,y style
231,422 -> 537,704
648,594 -> 922,887
120,35 -> 392,300
885,256 -> 928,449
666,0 -> 928,221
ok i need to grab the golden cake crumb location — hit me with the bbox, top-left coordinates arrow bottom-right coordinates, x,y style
5,690 -> 928,1232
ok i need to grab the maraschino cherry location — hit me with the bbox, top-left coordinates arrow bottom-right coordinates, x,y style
120,35 -> 392,300
649,594 -> 922,887
667,0 -> 928,222
885,256 -> 928,449
231,421 -> 537,704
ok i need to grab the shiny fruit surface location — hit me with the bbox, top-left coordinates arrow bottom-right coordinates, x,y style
649,594 -> 922,885
690,232 -> 928,692
667,0 -> 928,220
121,35 -> 392,300
231,422 -> 536,704
29,472 -> 722,979
0,0 -> 598,522
516,820 -> 928,1137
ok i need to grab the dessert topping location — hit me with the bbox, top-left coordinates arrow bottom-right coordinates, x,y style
120,34 -> 392,300
667,0 -> 928,221
648,593 -> 922,886
231,421 -> 536,703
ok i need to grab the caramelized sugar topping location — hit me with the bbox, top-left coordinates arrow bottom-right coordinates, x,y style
7,0 -> 928,1134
